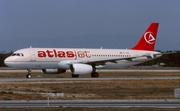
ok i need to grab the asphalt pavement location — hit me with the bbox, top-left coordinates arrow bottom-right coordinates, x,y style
0,100 -> 180,108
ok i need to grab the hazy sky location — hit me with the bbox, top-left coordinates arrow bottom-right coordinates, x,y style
0,0 -> 180,51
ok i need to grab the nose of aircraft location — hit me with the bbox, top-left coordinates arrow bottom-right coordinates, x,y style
4,57 -> 12,67
4,56 -> 24,68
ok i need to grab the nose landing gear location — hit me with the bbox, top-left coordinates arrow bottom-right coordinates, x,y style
26,69 -> 32,78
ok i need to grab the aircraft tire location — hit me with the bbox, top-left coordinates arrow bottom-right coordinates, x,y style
26,74 -> 31,78
91,72 -> 99,78
71,74 -> 79,78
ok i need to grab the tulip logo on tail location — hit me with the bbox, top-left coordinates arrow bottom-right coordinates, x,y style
144,32 -> 155,44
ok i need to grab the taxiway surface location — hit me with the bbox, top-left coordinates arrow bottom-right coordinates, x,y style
0,100 -> 180,108
0,76 -> 179,82
0,69 -> 180,73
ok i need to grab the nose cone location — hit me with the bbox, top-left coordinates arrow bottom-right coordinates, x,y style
4,56 -> 24,68
4,57 -> 9,66
4,57 -> 14,67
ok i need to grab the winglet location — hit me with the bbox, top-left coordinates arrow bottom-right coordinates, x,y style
132,23 -> 159,51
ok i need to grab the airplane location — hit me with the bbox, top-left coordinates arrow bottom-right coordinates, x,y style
4,22 -> 162,78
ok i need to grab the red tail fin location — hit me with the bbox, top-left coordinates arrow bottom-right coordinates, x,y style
132,23 -> 159,51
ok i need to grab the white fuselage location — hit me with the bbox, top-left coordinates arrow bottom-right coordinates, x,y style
4,48 -> 162,69
4,23 -> 161,78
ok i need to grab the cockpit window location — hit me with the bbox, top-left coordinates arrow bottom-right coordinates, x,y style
12,54 -> 16,56
11,53 -> 24,57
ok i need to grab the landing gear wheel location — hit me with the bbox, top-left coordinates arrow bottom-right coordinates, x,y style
91,72 -> 99,78
26,69 -> 32,79
26,74 -> 32,78
71,74 -> 79,78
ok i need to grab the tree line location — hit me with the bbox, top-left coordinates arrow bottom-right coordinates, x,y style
0,52 -> 12,67
0,51 -> 179,67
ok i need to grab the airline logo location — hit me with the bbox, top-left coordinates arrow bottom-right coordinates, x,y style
37,50 -> 91,58
144,32 -> 155,44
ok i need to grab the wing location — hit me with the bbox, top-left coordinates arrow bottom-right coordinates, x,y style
70,56 -> 138,66
68,52 -> 166,66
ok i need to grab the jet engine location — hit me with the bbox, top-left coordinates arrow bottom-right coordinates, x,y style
70,64 -> 93,74
42,69 -> 66,74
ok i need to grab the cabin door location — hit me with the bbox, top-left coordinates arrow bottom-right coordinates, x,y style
29,49 -> 36,61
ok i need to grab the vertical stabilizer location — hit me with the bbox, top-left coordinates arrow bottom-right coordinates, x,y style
132,23 -> 159,51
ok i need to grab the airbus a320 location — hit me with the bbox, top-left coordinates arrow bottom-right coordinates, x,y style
4,23 -> 162,78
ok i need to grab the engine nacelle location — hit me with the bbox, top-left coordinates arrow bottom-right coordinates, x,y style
58,60 -> 80,69
42,69 -> 66,74
70,64 -> 93,74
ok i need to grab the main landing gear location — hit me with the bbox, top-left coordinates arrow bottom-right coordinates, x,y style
91,72 -> 99,78
71,72 -> 99,78
26,69 -> 32,78
71,74 -> 79,78
91,64 -> 99,78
